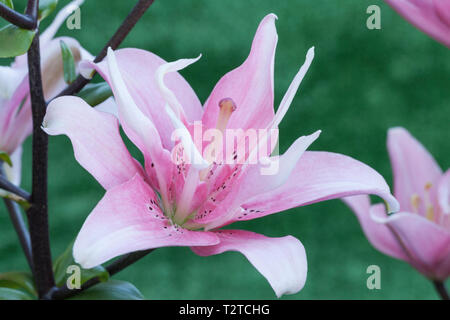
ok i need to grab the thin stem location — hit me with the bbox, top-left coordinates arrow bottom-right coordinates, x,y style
53,0 -> 155,99
26,28 -> 55,298
25,0 -> 38,17
433,280 -> 449,300
48,249 -> 154,300
0,162 -> 33,271
3,199 -> 33,271
0,2 -> 36,29
0,175 -> 31,201
0,164 -> 33,269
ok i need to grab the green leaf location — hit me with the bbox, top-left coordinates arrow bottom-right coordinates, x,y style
0,272 -> 36,297
77,82 -> 113,107
59,40 -> 77,84
0,287 -> 33,300
53,241 -> 109,288
68,280 -> 144,300
38,0 -> 58,21
0,0 -> 14,9
0,24 -> 36,58
0,151 -> 12,167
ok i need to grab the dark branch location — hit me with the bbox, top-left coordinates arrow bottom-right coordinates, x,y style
433,281 -> 449,300
0,2 -> 37,29
0,175 -> 31,201
53,0 -> 155,99
0,161 -> 33,270
48,249 -> 155,300
26,29 -> 55,298
25,0 -> 38,18
3,199 -> 33,271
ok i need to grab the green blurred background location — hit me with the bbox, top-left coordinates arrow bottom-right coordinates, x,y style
1,0 -> 449,299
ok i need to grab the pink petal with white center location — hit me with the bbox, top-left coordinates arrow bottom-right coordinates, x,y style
74,175 -> 220,269
80,48 -> 203,149
156,55 -> 202,121
0,66 -> 26,100
196,131 -> 321,229
241,151 -> 399,221
0,77 -> 31,154
370,208 -> 450,280
192,230 -> 307,298
43,96 -> 142,190
105,48 -> 174,208
343,195 -> 409,261
387,127 -> 442,213
201,14 -> 278,131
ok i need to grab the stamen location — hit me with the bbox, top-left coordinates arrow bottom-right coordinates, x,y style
426,205 -> 435,221
410,194 -> 420,213
199,98 -> 237,181
424,182 -> 435,222
216,98 -> 237,133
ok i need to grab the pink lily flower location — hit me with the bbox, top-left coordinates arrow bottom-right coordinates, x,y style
43,14 -> 398,297
385,0 -> 450,48
0,0 -> 91,190
345,127 -> 449,281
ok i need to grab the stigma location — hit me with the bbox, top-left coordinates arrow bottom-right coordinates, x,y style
216,98 -> 237,133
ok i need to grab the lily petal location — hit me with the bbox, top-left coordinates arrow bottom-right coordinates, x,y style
191,230 -> 307,298
0,66 -> 26,100
241,151 -> 399,221
385,0 -> 450,48
80,48 -> 203,149
105,48 -> 174,208
74,174 -> 220,269
343,195 -> 409,261
156,55 -> 202,120
43,96 -> 142,190
198,131 -> 321,229
95,96 -> 118,118
387,127 -> 442,212
269,47 -> 315,130
370,207 -> 450,280
201,14 -> 278,131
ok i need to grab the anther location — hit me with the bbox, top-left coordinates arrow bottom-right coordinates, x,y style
410,194 -> 420,213
216,98 -> 237,133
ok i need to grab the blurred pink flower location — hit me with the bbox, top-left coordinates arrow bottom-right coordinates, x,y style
345,127 -> 449,280
44,14 -> 398,297
385,0 -> 450,47
0,0 -> 91,190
